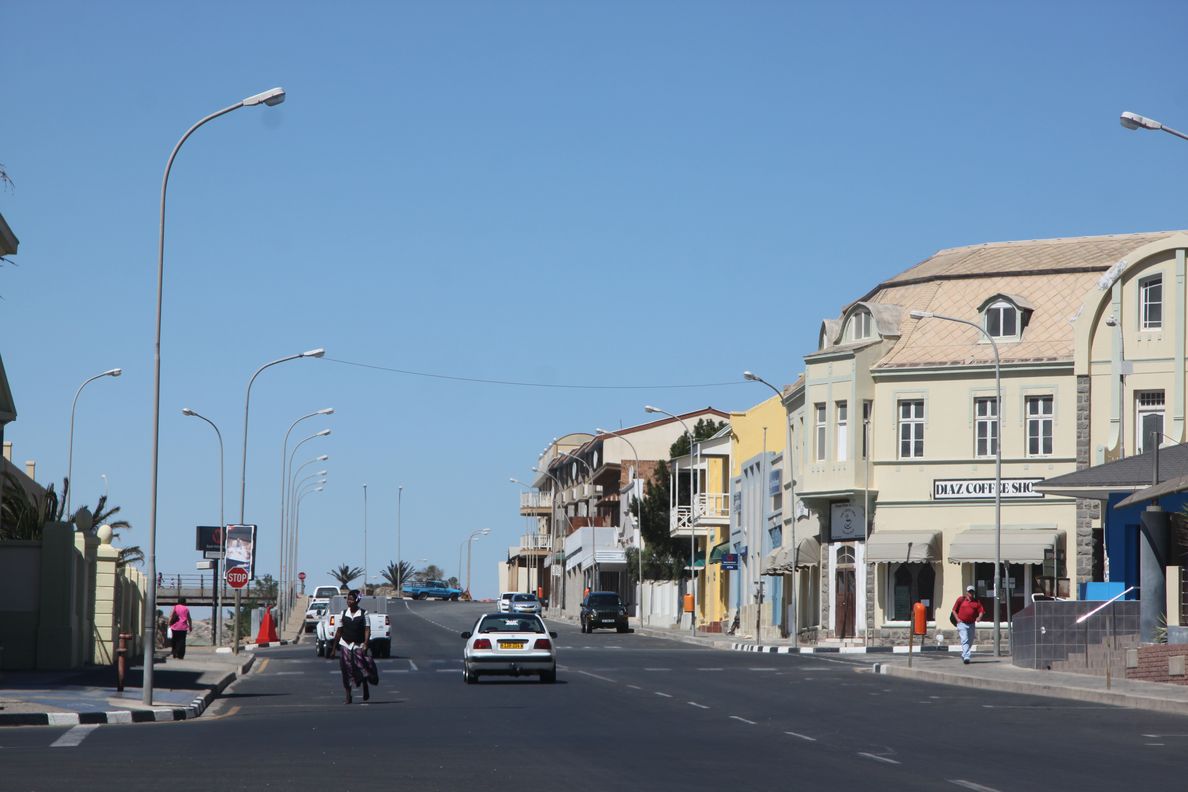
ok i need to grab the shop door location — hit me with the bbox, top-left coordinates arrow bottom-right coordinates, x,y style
835,568 -> 855,638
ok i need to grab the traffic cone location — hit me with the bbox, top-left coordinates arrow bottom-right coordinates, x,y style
255,606 -> 280,647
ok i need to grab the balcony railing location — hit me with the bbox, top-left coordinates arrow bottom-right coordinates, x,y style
698,492 -> 730,519
519,533 -> 553,551
519,491 -> 553,511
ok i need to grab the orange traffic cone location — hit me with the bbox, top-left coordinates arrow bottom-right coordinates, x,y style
255,607 -> 280,647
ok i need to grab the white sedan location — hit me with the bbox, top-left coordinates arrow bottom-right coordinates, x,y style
461,613 -> 557,684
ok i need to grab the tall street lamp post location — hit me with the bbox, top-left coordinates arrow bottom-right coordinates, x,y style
558,450 -> 597,589
1120,111 -> 1188,142
645,406 -> 697,633
743,371 -> 798,643
67,368 -> 122,515
144,86 -> 286,706
910,310 -> 1003,657
533,466 -> 573,612
467,528 -> 491,596
279,408 -> 333,630
595,427 -> 643,618
397,485 -> 404,598
181,408 -> 224,646
362,484 -> 369,596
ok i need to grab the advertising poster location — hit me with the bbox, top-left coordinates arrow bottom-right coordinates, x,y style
224,523 -> 257,579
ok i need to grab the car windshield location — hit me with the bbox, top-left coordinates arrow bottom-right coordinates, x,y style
477,615 -> 545,634
512,594 -> 537,602
587,594 -> 621,607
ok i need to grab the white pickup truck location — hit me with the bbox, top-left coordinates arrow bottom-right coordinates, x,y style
315,595 -> 393,658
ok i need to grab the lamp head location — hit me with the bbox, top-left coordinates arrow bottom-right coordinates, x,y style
181,408 -> 196,416
106,368 -> 123,378
302,348 -> 326,358
1120,111 -> 1161,131
314,487 -> 324,493
644,405 -> 659,414
743,371 -> 759,382
243,87 -> 286,107
595,427 -> 607,435
317,454 -> 329,461
317,470 -> 328,476
1105,315 -> 1119,327
318,407 -> 335,415
316,429 -> 331,437
909,310 -> 933,320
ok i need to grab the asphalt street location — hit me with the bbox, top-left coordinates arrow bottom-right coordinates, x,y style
3,600 -> 1187,791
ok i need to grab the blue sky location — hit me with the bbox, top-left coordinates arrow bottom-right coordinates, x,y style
3,1 -> 1188,598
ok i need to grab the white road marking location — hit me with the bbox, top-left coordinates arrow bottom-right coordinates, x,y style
644,667 -> 671,672
576,670 -> 616,683
654,692 -> 673,698
949,781 -> 1003,792
626,684 -> 642,690
51,725 -> 99,748
697,668 -> 724,672
435,668 -> 456,673
748,667 -> 777,672
687,701 -> 710,709
730,716 -> 757,725
785,731 -> 816,741
274,671 -> 306,675
1141,733 -> 1188,738
858,752 -> 900,765
408,660 -> 418,672
1145,743 -> 1165,746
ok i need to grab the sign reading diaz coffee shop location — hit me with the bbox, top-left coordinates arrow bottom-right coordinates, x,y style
932,478 -> 1044,500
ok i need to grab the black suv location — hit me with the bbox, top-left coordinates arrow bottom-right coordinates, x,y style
580,591 -> 629,633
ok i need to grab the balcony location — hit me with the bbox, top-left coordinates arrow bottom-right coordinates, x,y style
519,532 -> 553,554
519,491 -> 554,516
575,483 -> 603,500
668,492 -> 730,537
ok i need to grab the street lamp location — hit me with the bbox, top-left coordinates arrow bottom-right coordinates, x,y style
362,484 -> 368,596
145,86 -> 286,705
1120,111 -> 1188,142
397,485 -> 404,598
279,408 -> 333,629
181,407 -> 225,646
743,371 -> 799,643
645,405 -> 698,633
910,309 -> 1003,657
595,427 -> 644,618
293,482 -> 325,586
533,466 -> 574,612
67,368 -> 121,515
466,528 -> 491,597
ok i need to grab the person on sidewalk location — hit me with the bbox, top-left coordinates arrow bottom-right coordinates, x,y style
329,589 -> 374,704
951,585 -> 985,665
168,597 -> 192,659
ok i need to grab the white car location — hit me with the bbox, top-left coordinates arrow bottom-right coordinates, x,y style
509,593 -> 541,615
461,613 -> 557,684
497,592 -> 516,612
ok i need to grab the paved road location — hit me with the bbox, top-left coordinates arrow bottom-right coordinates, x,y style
3,600 -> 1186,791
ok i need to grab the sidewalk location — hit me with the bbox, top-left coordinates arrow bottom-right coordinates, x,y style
0,648 -> 255,727
549,610 -> 1188,718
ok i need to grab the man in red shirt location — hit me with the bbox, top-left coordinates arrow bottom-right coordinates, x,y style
952,585 -> 985,664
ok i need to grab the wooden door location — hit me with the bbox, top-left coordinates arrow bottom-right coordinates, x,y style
835,568 -> 855,638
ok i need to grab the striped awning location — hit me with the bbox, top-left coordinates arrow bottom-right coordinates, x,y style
948,528 -> 1061,564
865,531 -> 940,564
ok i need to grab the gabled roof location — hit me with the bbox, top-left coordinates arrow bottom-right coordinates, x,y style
1035,445 -> 1188,500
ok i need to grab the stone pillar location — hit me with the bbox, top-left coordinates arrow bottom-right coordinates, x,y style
75,529 -> 99,665
93,526 -> 119,664
1140,506 -> 1169,643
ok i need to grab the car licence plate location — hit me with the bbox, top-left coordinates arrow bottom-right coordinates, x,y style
499,640 -> 526,649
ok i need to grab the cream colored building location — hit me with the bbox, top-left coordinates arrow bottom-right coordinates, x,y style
794,231 -> 1187,644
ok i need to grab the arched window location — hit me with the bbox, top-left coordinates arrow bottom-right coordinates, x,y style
836,545 -> 856,566
848,310 -> 873,342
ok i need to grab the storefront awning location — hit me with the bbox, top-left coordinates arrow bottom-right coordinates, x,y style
761,545 -> 791,576
866,531 -> 940,564
708,541 -> 731,565
948,528 -> 1062,564
794,537 -> 820,568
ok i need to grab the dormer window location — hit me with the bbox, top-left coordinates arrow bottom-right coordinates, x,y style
847,310 -> 873,342
984,300 -> 1018,339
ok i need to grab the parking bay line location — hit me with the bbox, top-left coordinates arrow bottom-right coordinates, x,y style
51,725 -> 99,748
687,701 -> 710,709
655,692 -> 673,698
730,716 -> 756,725
785,731 -> 816,741
858,753 -> 900,765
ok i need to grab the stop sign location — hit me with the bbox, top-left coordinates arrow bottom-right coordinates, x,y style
226,567 -> 249,589
298,572 -> 306,581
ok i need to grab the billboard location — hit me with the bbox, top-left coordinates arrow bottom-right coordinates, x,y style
195,525 -> 225,554
224,524 -> 258,579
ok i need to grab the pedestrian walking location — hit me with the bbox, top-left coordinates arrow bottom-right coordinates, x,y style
168,596 -> 192,659
951,585 -> 985,664
329,589 -> 376,703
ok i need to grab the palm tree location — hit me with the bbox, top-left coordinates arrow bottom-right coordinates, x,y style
329,564 -> 363,589
380,560 -> 415,589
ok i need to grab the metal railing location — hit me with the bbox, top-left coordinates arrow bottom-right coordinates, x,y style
697,492 -> 730,519
519,491 -> 553,510
519,532 -> 553,551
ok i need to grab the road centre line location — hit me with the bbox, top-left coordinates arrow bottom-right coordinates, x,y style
949,781 -> 1003,792
697,668 -> 724,672
730,716 -> 757,725
626,684 -> 642,690
257,659 -> 270,673
644,668 -> 671,671
687,702 -> 710,709
748,667 -> 777,672
576,670 -> 617,684
655,692 -> 673,698
858,753 -> 900,765
51,725 -> 99,748
785,731 -> 816,741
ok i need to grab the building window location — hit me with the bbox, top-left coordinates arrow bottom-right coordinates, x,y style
984,300 -> 1018,339
836,545 -> 856,566
1136,390 -> 1166,452
1140,275 -> 1163,331
1026,396 -> 1054,456
889,563 -> 936,621
974,397 -> 998,458
848,310 -> 873,342
836,401 -> 848,462
862,400 -> 872,459
972,562 -> 1029,620
898,400 -> 924,459
815,403 -> 827,462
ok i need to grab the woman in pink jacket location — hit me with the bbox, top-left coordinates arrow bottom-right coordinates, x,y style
169,597 -> 192,659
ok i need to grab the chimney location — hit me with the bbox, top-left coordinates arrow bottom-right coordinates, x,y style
25,460 -> 35,479
2,441 -> 11,462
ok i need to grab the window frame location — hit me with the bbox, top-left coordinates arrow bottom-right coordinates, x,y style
861,400 -> 872,459
814,403 -> 827,462
984,300 -> 1019,340
886,563 -> 937,623
1140,274 -> 1163,332
1025,395 -> 1054,457
1135,390 -> 1166,453
848,310 -> 873,342
974,397 -> 998,458
898,399 -> 925,459
836,400 -> 849,462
